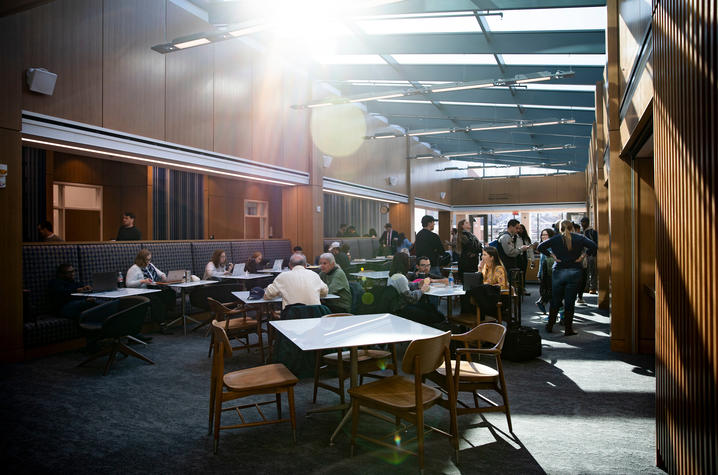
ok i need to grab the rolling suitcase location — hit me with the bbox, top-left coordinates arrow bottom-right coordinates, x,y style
502,325 -> 542,361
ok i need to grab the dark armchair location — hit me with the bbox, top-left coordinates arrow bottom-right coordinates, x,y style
78,296 -> 153,375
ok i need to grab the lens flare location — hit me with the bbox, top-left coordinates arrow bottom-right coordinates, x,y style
310,104 -> 367,157
361,292 -> 375,305
394,433 -> 401,446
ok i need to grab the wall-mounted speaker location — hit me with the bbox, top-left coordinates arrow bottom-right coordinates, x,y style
26,68 -> 57,95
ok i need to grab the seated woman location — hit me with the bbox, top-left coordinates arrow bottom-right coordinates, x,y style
478,246 -> 509,292
204,249 -> 234,280
389,251 -> 410,276
126,249 -> 176,330
245,251 -> 268,274
386,269 -> 445,328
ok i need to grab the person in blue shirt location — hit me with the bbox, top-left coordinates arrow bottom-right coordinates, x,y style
537,220 -> 598,336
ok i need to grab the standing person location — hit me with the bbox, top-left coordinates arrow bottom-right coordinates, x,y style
497,219 -> 530,271
38,221 -> 63,242
456,219 -> 482,279
535,228 -> 556,314
516,223 -> 535,296
581,217 -> 598,295
414,215 -> 445,275
447,228 -> 459,261
126,249 -> 175,331
379,223 -> 399,255
204,249 -> 234,280
537,220 -> 598,336
116,212 -> 141,241
318,253 -> 351,314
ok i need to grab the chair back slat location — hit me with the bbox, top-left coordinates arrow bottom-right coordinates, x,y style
211,319 -> 233,358
453,323 -> 506,350
401,331 -> 451,375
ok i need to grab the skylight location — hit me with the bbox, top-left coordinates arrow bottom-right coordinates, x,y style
483,7 -> 606,32
501,54 -> 606,66
357,15 -> 481,35
313,54 -> 387,64
379,98 -> 595,111
391,54 -> 497,65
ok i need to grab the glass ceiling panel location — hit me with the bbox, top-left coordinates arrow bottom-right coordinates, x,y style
357,15 -> 481,34
314,54 -> 388,64
391,54 -> 497,65
483,7 -> 606,31
501,53 -> 606,66
379,99 -> 595,111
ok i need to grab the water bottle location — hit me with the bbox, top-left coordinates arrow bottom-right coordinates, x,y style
184,270 -> 189,283
448,271 -> 454,288
117,271 -> 124,288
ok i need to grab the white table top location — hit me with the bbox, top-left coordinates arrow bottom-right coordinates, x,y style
350,271 -> 390,279
71,287 -> 160,298
232,291 -> 339,304
258,268 -> 290,273
168,280 -> 217,289
424,284 -> 466,297
270,313 -> 444,351
220,273 -> 270,280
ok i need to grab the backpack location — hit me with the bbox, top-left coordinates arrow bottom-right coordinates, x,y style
489,232 -> 511,267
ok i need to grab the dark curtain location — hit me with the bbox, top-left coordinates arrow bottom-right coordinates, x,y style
169,169 -> 203,239
22,147 -> 46,242
323,193 -> 388,237
152,167 -> 168,240
153,168 -> 203,240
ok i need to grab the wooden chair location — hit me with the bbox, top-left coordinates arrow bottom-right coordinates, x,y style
208,320 -> 298,453
349,332 -> 458,472
428,323 -> 512,434
207,297 -> 266,361
312,313 -> 398,404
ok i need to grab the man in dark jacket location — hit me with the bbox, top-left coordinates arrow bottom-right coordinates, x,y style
116,212 -> 141,241
379,223 -> 399,255
414,215 -> 446,275
47,263 -> 96,320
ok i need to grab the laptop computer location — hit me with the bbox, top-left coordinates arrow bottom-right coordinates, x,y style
463,272 -> 483,291
92,272 -> 118,292
232,263 -> 246,276
166,270 -> 186,282
272,259 -> 283,271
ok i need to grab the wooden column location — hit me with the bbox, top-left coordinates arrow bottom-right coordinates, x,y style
594,80 -> 610,309
654,0 -> 717,471
438,211 -> 451,243
0,12 -> 24,362
389,203 -> 412,240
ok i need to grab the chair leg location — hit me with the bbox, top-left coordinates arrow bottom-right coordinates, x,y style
213,393 -> 223,454
276,393 -> 282,419
117,342 -> 154,365
417,406 -> 425,471
103,343 -> 120,376
350,400 -> 360,457
208,332 -> 214,358
337,357 -> 345,405
312,351 -> 321,403
208,375 -> 217,435
258,328 -> 265,362
288,387 -> 297,443
77,346 -> 111,367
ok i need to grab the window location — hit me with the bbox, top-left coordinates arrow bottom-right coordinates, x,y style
53,182 -> 103,240
414,208 -> 439,235
244,200 -> 268,239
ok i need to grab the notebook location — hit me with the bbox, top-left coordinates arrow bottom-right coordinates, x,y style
92,272 -> 118,292
272,259 -> 283,271
462,272 -> 484,291
231,263 -> 246,276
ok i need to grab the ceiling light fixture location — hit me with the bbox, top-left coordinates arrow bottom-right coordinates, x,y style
21,138 -> 297,186
323,188 -> 400,204
174,37 -> 211,49
294,70 -> 575,109
378,117 -> 576,139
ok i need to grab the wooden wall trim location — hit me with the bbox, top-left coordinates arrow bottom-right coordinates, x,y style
654,0 -> 717,472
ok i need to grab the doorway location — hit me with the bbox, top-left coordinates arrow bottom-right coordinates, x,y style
469,214 -> 488,243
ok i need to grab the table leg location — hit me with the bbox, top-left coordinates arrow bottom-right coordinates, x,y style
447,295 -> 453,319
328,347 -> 358,445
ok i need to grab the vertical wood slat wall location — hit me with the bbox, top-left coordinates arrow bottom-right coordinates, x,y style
654,0 -> 717,473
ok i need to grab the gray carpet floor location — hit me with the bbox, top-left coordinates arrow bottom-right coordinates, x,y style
1,284 -> 661,474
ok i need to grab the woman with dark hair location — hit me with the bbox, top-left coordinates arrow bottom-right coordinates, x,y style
204,249 -> 233,280
366,228 -> 378,238
245,251 -> 267,274
456,218 -> 482,279
389,252 -> 410,276
478,246 -> 508,291
516,223 -> 534,295
397,232 -> 411,254
535,228 -> 556,314
537,220 -> 597,336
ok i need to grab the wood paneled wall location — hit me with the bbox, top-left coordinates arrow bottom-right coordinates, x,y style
52,152 -> 150,240
451,173 -> 587,206
206,175 -> 282,240
654,0 -> 717,472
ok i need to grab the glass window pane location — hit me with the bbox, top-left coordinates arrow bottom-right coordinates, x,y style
63,185 -> 100,209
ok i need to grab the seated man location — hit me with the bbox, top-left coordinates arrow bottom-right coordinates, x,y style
328,242 -> 350,271
318,253 -> 352,313
407,256 -> 449,284
264,253 -> 328,309
47,263 -> 96,320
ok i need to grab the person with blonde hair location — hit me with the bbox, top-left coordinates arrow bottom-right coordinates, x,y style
537,220 -> 597,336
